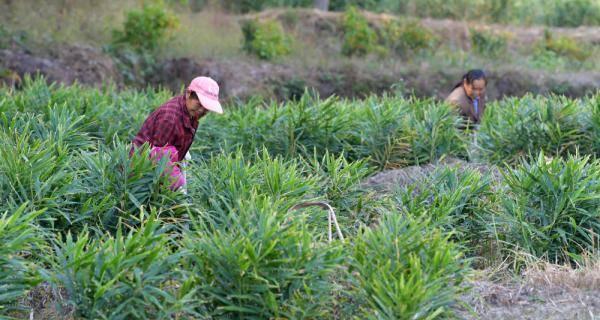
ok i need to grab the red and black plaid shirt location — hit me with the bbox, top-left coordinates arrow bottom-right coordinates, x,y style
132,96 -> 198,162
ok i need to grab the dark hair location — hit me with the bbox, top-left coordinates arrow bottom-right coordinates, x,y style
453,69 -> 487,90
188,90 -> 199,101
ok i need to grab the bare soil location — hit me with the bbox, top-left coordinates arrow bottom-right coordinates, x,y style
0,44 -> 121,88
150,57 -> 600,102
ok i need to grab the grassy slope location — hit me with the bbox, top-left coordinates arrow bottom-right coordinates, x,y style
1,2 -> 598,71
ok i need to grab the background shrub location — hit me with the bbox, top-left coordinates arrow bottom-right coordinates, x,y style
539,31 -> 592,62
383,20 -> 438,56
544,0 -> 600,27
470,29 -> 508,57
341,6 -> 378,57
109,4 -> 178,85
241,19 -> 292,60
222,0 -> 313,13
110,4 -> 178,53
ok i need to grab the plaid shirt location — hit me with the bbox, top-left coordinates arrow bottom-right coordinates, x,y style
132,96 -> 198,162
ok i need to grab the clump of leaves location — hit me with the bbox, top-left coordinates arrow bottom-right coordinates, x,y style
182,197 -> 344,319
188,148 -> 320,226
470,29 -> 508,57
477,94 -> 587,164
539,30 -> 591,62
241,19 -> 292,60
341,6 -> 379,56
111,4 -> 178,53
49,213 -> 194,319
73,142 -> 186,233
0,205 -> 44,315
109,4 -> 178,85
349,213 -> 468,319
383,20 -> 438,55
395,167 -> 497,255
497,153 -> 600,265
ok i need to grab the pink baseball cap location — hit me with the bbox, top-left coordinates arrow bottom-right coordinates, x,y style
188,76 -> 223,114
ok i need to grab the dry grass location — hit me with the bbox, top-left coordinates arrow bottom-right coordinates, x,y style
0,0 -> 242,59
524,256 -> 600,292
0,0 -> 140,45
169,9 -> 242,59
457,255 -> 600,320
11,283 -> 74,320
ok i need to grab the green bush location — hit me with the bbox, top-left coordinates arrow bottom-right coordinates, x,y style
402,100 -> 467,165
545,0 -> 600,27
2,76 -> 171,144
0,79 -> 183,233
109,4 -> 178,85
470,29 -> 508,57
0,116 -> 76,230
303,152 -> 380,233
241,19 -> 292,60
589,95 -> 600,156
341,6 -> 379,56
383,20 -> 438,55
73,142 -> 186,233
111,4 -> 178,53
182,199 -> 344,319
195,94 -> 355,160
189,149 -> 320,224
350,213 -> 468,319
346,96 -> 411,169
0,24 -> 10,49
395,167 -> 497,255
498,153 -> 600,264
196,94 -> 465,168
188,148 -> 382,236
477,95 -> 587,164
222,0 -> 313,13
530,49 -> 569,70
0,205 -> 44,315
49,214 -> 194,319
539,31 -> 592,62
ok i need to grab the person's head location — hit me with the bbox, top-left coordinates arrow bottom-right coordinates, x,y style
455,69 -> 487,99
185,76 -> 223,119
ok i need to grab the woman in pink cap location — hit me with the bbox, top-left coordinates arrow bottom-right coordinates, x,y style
132,76 -> 223,191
